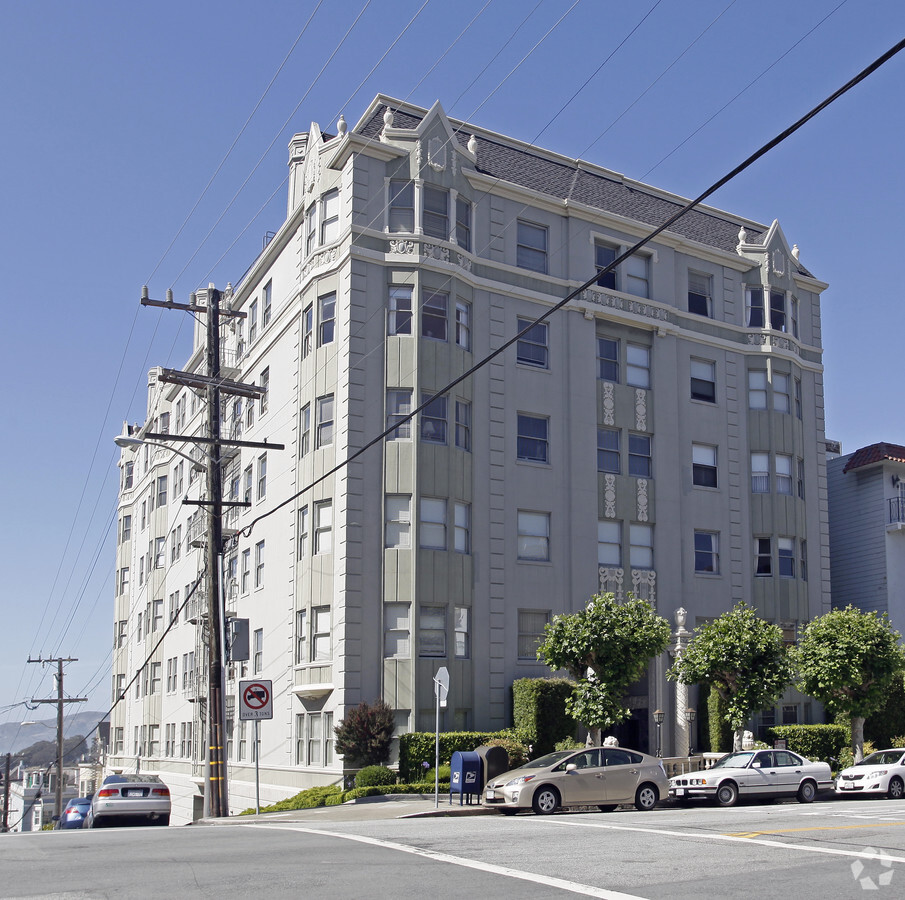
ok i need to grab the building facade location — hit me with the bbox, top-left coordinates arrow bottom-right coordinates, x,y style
828,442 -> 905,636
111,96 -> 831,821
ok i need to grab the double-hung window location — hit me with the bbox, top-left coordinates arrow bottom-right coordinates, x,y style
625,255 -> 649,298
517,220 -> 547,273
755,537 -> 772,575
455,400 -> 471,451
688,272 -> 712,317
254,540 -> 265,588
770,290 -> 786,331
775,454 -> 793,495
746,288 -> 765,328
384,603 -> 411,658
516,317 -> 548,368
388,286 -> 412,335
320,189 -> 339,244
748,370 -> 768,409
751,453 -> 770,493
454,607 -> 469,658
453,502 -> 470,554
305,204 -> 316,254
456,198 -> 471,251
314,501 -> 332,554
385,495 -> 411,549
595,242 -> 617,289
597,521 -> 621,566
249,300 -> 259,342
517,511 -> 550,561
778,537 -> 795,577
389,181 -> 414,232
626,345 -> 650,388
302,305 -> 313,357
597,337 -> 619,381
422,290 -> 448,340
419,498 -> 447,550
299,404 -> 311,456
773,373 -> 790,413
386,389 -> 413,440
628,434 -> 651,478
319,293 -> 335,346
518,609 -> 550,659
420,393 -> 447,444
312,606 -> 331,661
262,280 -> 272,326
517,414 -> 548,463
692,444 -> 718,488
297,506 -> 309,559
455,300 -> 470,349
630,524 -> 653,569
691,359 -> 716,403
256,454 -> 267,500
419,605 -> 446,657
597,429 -> 620,474
694,531 -> 719,573
422,186 -> 449,239
316,394 -> 334,448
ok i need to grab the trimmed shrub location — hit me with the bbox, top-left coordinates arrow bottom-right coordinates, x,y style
422,765 -> 451,784
765,724 -> 848,763
239,783 -> 341,815
355,765 -> 397,788
397,731 -> 530,782
707,685 -> 733,753
512,678 -> 578,756
333,699 -> 395,767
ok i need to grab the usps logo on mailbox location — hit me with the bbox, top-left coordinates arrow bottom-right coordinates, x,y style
465,771 -> 477,784
453,771 -> 461,784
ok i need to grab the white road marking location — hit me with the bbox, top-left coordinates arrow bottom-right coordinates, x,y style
240,822 -> 648,899
545,818 -> 905,864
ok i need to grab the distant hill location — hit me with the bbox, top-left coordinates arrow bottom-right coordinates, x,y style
0,711 -> 108,757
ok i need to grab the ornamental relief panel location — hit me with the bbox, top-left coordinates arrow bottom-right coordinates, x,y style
636,478 -> 649,522
389,239 -> 417,255
634,389 -> 647,432
598,566 -> 624,598
582,289 -> 670,323
631,569 -> 656,606
602,382 -> 615,426
421,243 -> 450,262
603,474 -> 616,519
302,246 -> 339,279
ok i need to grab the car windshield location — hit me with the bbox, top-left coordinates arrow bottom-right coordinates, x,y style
520,750 -> 577,769
857,750 -> 905,767
711,752 -> 754,769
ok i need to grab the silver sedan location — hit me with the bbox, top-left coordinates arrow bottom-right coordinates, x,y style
483,746 -> 669,815
670,749 -> 833,807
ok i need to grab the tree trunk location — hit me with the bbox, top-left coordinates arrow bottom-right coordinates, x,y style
586,727 -> 601,747
852,716 -> 866,764
733,727 -> 744,751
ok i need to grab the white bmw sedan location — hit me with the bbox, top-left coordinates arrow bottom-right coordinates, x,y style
669,749 -> 833,807
836,748 -> 905,799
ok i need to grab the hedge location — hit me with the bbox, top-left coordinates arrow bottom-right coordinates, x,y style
512,678 -> 577,756
397,730 -> 528,783
765,724 -> 848,762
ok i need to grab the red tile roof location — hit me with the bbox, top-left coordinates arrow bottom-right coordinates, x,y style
842,442 -> 905,473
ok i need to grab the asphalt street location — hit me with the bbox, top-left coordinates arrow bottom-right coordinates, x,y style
4,796 -> 905,898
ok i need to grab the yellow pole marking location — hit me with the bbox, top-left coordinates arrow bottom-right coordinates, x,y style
728,821 -> 905,838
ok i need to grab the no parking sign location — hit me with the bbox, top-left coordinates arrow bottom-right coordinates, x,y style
239,679 -> 273,720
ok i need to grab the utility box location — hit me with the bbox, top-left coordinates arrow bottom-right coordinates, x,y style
474,744 -> 511,787
227,617 -> 249,662
449,751 -> 483,805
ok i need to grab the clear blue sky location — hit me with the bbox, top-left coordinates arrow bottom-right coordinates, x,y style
2,0 -> 903,724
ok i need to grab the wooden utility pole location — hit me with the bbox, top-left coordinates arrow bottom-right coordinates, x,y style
137,285 -> 283,818
2,752 -> 11,832
27,657 -> 87,824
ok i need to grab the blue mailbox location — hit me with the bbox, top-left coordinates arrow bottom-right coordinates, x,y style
449,751 -> 483,805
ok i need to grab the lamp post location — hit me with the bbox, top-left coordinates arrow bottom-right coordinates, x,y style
654,709 -> 665,757
685,707 -> 697,757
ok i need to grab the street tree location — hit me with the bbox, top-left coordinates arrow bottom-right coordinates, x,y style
793,605 -> 905,763
333,699 -> 395,767
668,603 -> 793,750
537,593 -> 671,745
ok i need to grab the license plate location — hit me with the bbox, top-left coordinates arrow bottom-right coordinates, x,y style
125,789 -> 145,797
674,788 -> 685,797
485,790 -> 496,800
839,784 -> 853,790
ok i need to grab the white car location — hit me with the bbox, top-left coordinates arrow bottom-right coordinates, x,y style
836,748 -> 905,799
669,749 -> 833,807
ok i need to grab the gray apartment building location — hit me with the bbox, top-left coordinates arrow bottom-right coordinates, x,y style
111,95 -> 831,821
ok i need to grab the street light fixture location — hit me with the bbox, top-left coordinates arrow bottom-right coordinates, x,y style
654,709 -> 665,757
685,707 -> 697,757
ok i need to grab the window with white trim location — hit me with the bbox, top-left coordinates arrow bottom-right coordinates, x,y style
751,453 -> 770,493
455,300 -> 470,349
516,317 -> 548,368
517,220 -> 547,273
625,255 -> 649,298
688,271 -> 712,317
262,280 -> 272,327
420,393 -> 447,444
456,198 -> 471,251
773,373 -> 790,413
778,537 -> 795,577
319,293 -> 335,346
755,537 -> 772,576
254,540 -> 265,588
388,286 -> 412,336
314,501 -> 332,554
628,434 -> 651,478
386,389 -> 413,440
298,505 -> 309,559
626,344 -> 650,388
595,242 -> 617,289
518,609 -> 550,659
419,498 -> 447,550
384,602 -> 410,658
597,520 -> 621,566
692,443 -> 717,488
453,502 -> 470,554
691,358 -> 716,403
312,606 -> 331,661
422,186 -> 449,240
455,400 -> 471,451
385,495 -> 411,549
776,454 -> 793,495
748,370 -> 768,409
694,531 -> 719,573
597,337 -> 619,382
388,181 -> 414,233
422,290 -> 448,340
517,510 -> 550,561
517,414 -> 549,463
320,189 -> 339,244
629,524 -> 653,569
419,605 -> 446,657
597,428 -> 619,474
454,607 -> 469,658
316,394 -> 334,448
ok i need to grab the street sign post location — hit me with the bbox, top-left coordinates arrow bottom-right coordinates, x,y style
433,667 -> 449,808
239,680 -> 273,814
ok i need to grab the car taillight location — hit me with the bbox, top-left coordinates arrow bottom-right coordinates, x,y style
65,806 -> 77,814
151,787 -> 170,797
97,788 -> 119,798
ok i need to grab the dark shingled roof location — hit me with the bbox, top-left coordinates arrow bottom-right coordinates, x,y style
842,443 -> 905,473
357,103 -> 767,256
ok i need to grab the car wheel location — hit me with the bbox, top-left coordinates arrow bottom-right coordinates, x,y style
531,786 -> 560,815
634,784 -> 659,811
797,780 -> 817,804
887,776 -> 904,800
598,805 -> 617,813
715,781 -> 739,808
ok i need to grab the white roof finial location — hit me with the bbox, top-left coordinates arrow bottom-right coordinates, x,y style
468,134 -> 478,156
337,115 -> 347,136
383,106 -> 394,129
792,244 -> 800,260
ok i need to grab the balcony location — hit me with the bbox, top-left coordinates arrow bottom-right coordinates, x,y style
888,497 -> 905,533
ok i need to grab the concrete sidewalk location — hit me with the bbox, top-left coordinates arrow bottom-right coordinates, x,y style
199,793 -> 493,826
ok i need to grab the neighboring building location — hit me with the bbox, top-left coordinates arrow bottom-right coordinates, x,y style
111,95 -> 831,821
6,766 -> 79,832
828,442 -> 905,635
